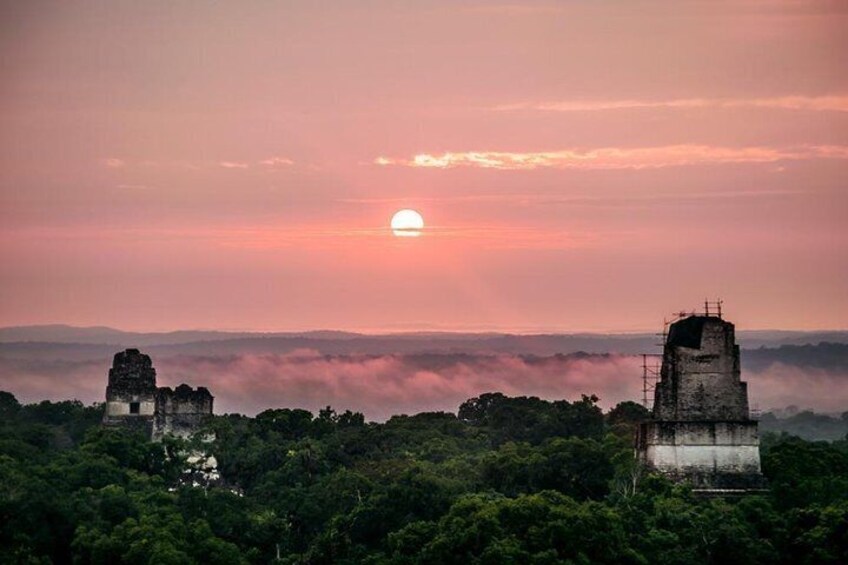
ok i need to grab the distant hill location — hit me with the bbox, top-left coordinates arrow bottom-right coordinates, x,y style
743,342 -> 848,372
2,324 -> 846,355
0,325 -> 362,347
760,409 -> 848,441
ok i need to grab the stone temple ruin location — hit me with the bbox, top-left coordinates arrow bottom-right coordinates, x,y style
636,312 -> 766,493
102,349 -> 213,440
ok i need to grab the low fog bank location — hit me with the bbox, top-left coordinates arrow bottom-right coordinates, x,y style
1,343 -> 847,420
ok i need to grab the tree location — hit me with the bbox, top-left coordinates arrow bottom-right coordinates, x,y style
607,401 -> 650,434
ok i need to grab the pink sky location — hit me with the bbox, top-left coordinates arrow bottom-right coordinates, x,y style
1,1 -> 847,332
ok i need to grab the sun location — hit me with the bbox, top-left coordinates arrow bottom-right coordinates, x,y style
390,209 -> 424,237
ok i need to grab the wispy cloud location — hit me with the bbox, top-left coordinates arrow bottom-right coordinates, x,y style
100,158 -> 296,171
219,161 -> 250,169
340,189 -> 804,207
493,95 -> 848,113
260,156 -> 295,167
375,145 -> 848,171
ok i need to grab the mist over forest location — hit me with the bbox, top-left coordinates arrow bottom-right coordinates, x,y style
2,326 -> 847,420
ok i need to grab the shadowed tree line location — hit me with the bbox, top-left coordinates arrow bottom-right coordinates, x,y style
0,390 -> 846,564
759,409 -> 848,442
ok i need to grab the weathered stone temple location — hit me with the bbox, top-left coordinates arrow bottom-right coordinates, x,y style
103,349 -> 213,440
637,314 -> 766,493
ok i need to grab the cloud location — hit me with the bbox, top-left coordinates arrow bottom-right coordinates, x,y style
260,157 -> 295,167
373,156 -> 395,166
339,188 -> 804,207
493,95 -> 848,113
102,158 -> 294,171
377,145 -> 848,171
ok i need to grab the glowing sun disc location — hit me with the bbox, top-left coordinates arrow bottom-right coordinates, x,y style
391,209 -> 424,237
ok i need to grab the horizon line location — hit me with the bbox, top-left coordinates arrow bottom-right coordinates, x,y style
2,322 -> 848,337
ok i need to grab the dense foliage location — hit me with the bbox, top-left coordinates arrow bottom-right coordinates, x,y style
1,390 -> 846,564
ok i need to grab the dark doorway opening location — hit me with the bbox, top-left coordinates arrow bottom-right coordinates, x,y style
129,402 -> 140,414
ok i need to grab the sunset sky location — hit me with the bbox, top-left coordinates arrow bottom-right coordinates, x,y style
1,1 -> 846,333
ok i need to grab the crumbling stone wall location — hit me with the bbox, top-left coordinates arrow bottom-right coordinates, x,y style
103,349 -> 213,440
637,315 -> 765,493
103,349 -> 157,435
153,384 -> 214,440
653,316 -> 749,421
637,420 -> 763,489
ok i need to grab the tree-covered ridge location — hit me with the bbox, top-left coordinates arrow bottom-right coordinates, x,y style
759,409 -> 848,442
0,390 -> 846,564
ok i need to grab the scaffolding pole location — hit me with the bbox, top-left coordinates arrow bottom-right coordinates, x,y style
641,354 -> 661,409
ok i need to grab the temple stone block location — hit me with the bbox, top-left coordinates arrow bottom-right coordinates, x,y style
102,348 -> 213,440
637,315 -> 766,493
